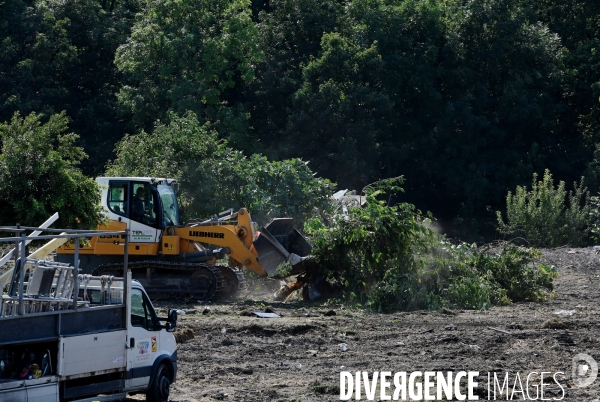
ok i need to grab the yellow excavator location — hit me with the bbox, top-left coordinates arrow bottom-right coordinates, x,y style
55,177 -> 312,300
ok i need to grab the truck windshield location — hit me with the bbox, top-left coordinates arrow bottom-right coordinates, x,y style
158,184 -> 180,226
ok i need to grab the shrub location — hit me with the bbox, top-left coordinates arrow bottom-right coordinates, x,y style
496,169 -> 590,247
307,178 -> 557,312
587,196 -> 600,242
471,244 -> 557,302
370,241 -> 556,312
304,177 -> 434,308
409,242 -> 503,311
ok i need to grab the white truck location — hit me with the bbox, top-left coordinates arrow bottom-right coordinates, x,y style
0,227 -> 178,402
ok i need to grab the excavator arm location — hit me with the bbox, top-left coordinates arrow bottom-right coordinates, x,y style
171,208 -> 312,277
173,208 -> 267,276
174,225 -> 267,276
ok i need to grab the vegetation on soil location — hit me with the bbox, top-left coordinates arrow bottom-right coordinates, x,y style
497,169 -> 591,247
0,0 -> 596,311
306,179 -> 558,312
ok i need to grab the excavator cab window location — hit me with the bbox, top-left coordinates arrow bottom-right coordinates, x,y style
107,182 -> 129,218
107,180 -> 163,228
158,184 -> 180,226
130,182 -> 160,228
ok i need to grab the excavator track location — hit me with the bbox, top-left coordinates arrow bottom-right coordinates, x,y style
216,266 -> 247,300
93,261 -> 224,301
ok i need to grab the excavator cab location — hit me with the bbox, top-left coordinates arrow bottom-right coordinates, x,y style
100,177 -> 180,231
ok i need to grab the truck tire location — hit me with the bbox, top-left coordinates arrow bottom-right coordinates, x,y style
146,363 -> 171,402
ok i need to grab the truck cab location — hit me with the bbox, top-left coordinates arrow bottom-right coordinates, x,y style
126,279 -> 178,401
0,229 -> 178,402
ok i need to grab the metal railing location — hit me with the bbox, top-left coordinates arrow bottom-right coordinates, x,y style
0,227 -> 129,316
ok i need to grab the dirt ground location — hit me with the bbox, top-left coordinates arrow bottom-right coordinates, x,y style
137,247 -> 599,401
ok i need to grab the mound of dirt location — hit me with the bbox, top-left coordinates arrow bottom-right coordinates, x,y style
174,327 -> 195,343
541,318 -> 571,329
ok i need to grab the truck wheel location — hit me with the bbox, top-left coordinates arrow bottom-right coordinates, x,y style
146,363 -> 171,402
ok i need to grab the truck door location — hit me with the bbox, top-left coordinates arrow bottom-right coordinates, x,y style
126,287 -> 163,391
106,180 -> 161,244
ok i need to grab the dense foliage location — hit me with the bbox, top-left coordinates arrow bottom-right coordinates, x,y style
0,112 -> 101,228
305,177 -> 433,304
306,179 -> 557,311
1,0 -> 599,240
0,0 -> 142,175
106,112 -> 334,225
115,0 -> 262,141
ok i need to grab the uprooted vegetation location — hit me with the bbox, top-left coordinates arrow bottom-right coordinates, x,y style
305,177 -> 558,312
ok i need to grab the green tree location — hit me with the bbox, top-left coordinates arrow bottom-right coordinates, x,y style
284,0 -> 444,189
403,0 -> 566,224
0,0 -> 142,175
106,112 -> 334,225
254,0 -> 571,241
286,33 -> 390,187
0,112 -> 101,228
115,0 -> 262,140
0,0 -> 78,120
305,177 -> 434,309
533,1 -> 600,188
242,0 -> 343,155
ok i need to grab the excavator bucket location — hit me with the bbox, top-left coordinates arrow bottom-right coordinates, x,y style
253,218 -> 312,277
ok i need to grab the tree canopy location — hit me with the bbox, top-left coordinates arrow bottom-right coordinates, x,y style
1,0 -> 599,240
106,112 -> 334,225
115,0 -> 263,142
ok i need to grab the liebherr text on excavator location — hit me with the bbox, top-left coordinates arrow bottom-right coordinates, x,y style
56,177 -> 312,300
